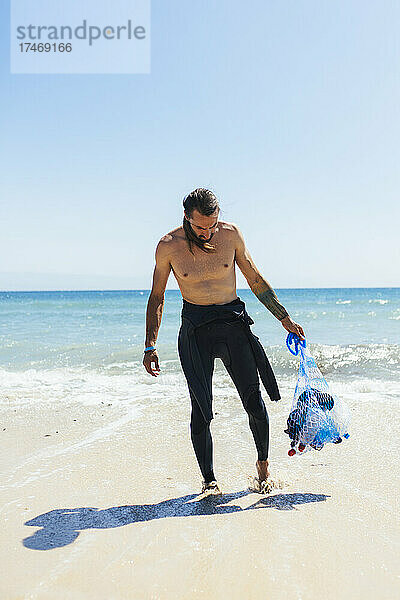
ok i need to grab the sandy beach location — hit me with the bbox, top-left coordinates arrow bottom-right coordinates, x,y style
1,384 -> 398,600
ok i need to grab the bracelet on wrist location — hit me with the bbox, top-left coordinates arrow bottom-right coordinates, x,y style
144,345 -> 156,353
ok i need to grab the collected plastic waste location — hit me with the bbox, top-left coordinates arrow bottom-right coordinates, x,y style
285,333 -> 351,456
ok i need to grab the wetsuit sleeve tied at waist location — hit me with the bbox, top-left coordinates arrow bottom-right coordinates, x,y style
239,309 -> 281,403
178,317 -> 215,424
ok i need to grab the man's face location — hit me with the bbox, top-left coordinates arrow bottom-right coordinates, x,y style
185,208 -> 219,242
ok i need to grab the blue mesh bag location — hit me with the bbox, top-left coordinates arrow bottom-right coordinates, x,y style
285,333 -> 351,456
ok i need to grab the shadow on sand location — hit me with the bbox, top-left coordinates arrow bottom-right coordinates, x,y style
24,489 -> 329,550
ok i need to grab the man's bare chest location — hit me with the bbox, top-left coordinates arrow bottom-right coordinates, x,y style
170,240 -> 236,282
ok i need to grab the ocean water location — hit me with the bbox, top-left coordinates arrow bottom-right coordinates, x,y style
0,288 -> 399,411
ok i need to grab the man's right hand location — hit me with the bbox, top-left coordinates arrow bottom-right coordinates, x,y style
143,350 -> 161,377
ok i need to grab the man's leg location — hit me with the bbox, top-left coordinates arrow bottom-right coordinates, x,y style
189,389 -> 216,484
230,378 -> 271,482
216,326 -> 271,480
180,325 -> 219,487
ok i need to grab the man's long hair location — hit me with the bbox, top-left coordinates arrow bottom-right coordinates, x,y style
183,188 -> 219,254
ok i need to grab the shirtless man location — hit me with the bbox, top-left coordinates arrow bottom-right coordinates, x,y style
143,188 -> 305,495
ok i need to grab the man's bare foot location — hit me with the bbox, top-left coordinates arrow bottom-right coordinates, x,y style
201,480 -> 222,496
249,460 -> 285,494
256,459 -> 270,482
249,460 -> 274,494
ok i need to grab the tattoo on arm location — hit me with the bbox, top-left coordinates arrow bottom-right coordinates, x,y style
251,280 -> 289,321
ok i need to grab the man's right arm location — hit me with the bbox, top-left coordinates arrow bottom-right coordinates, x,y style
143,238 -> 172,376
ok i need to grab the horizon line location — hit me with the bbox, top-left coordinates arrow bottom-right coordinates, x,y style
1,286 -> 399,293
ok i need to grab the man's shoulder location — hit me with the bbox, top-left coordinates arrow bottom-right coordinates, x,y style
218,221 -> 239,233
218,221 -> 242,241
156,227 -> 185,255
159,226 -> 185,244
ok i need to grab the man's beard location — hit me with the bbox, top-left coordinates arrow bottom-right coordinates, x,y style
197,230 -> 215,243
183,217 -> 216,254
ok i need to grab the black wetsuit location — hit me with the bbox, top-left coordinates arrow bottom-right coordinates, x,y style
178,297 -> 281,484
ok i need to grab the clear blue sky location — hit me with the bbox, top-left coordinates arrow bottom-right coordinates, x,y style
1,0 -> 399,290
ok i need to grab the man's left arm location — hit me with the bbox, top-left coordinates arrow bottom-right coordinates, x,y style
234,225 -> 305,340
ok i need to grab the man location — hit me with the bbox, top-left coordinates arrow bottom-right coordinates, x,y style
143,188 -> 305,496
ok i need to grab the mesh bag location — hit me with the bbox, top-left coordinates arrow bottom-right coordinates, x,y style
285,333 -> 351,456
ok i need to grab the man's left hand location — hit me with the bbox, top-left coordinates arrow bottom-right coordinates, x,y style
280,316 -> 305,341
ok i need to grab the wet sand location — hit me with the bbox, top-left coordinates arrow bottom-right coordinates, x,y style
1,392 -> 399,600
